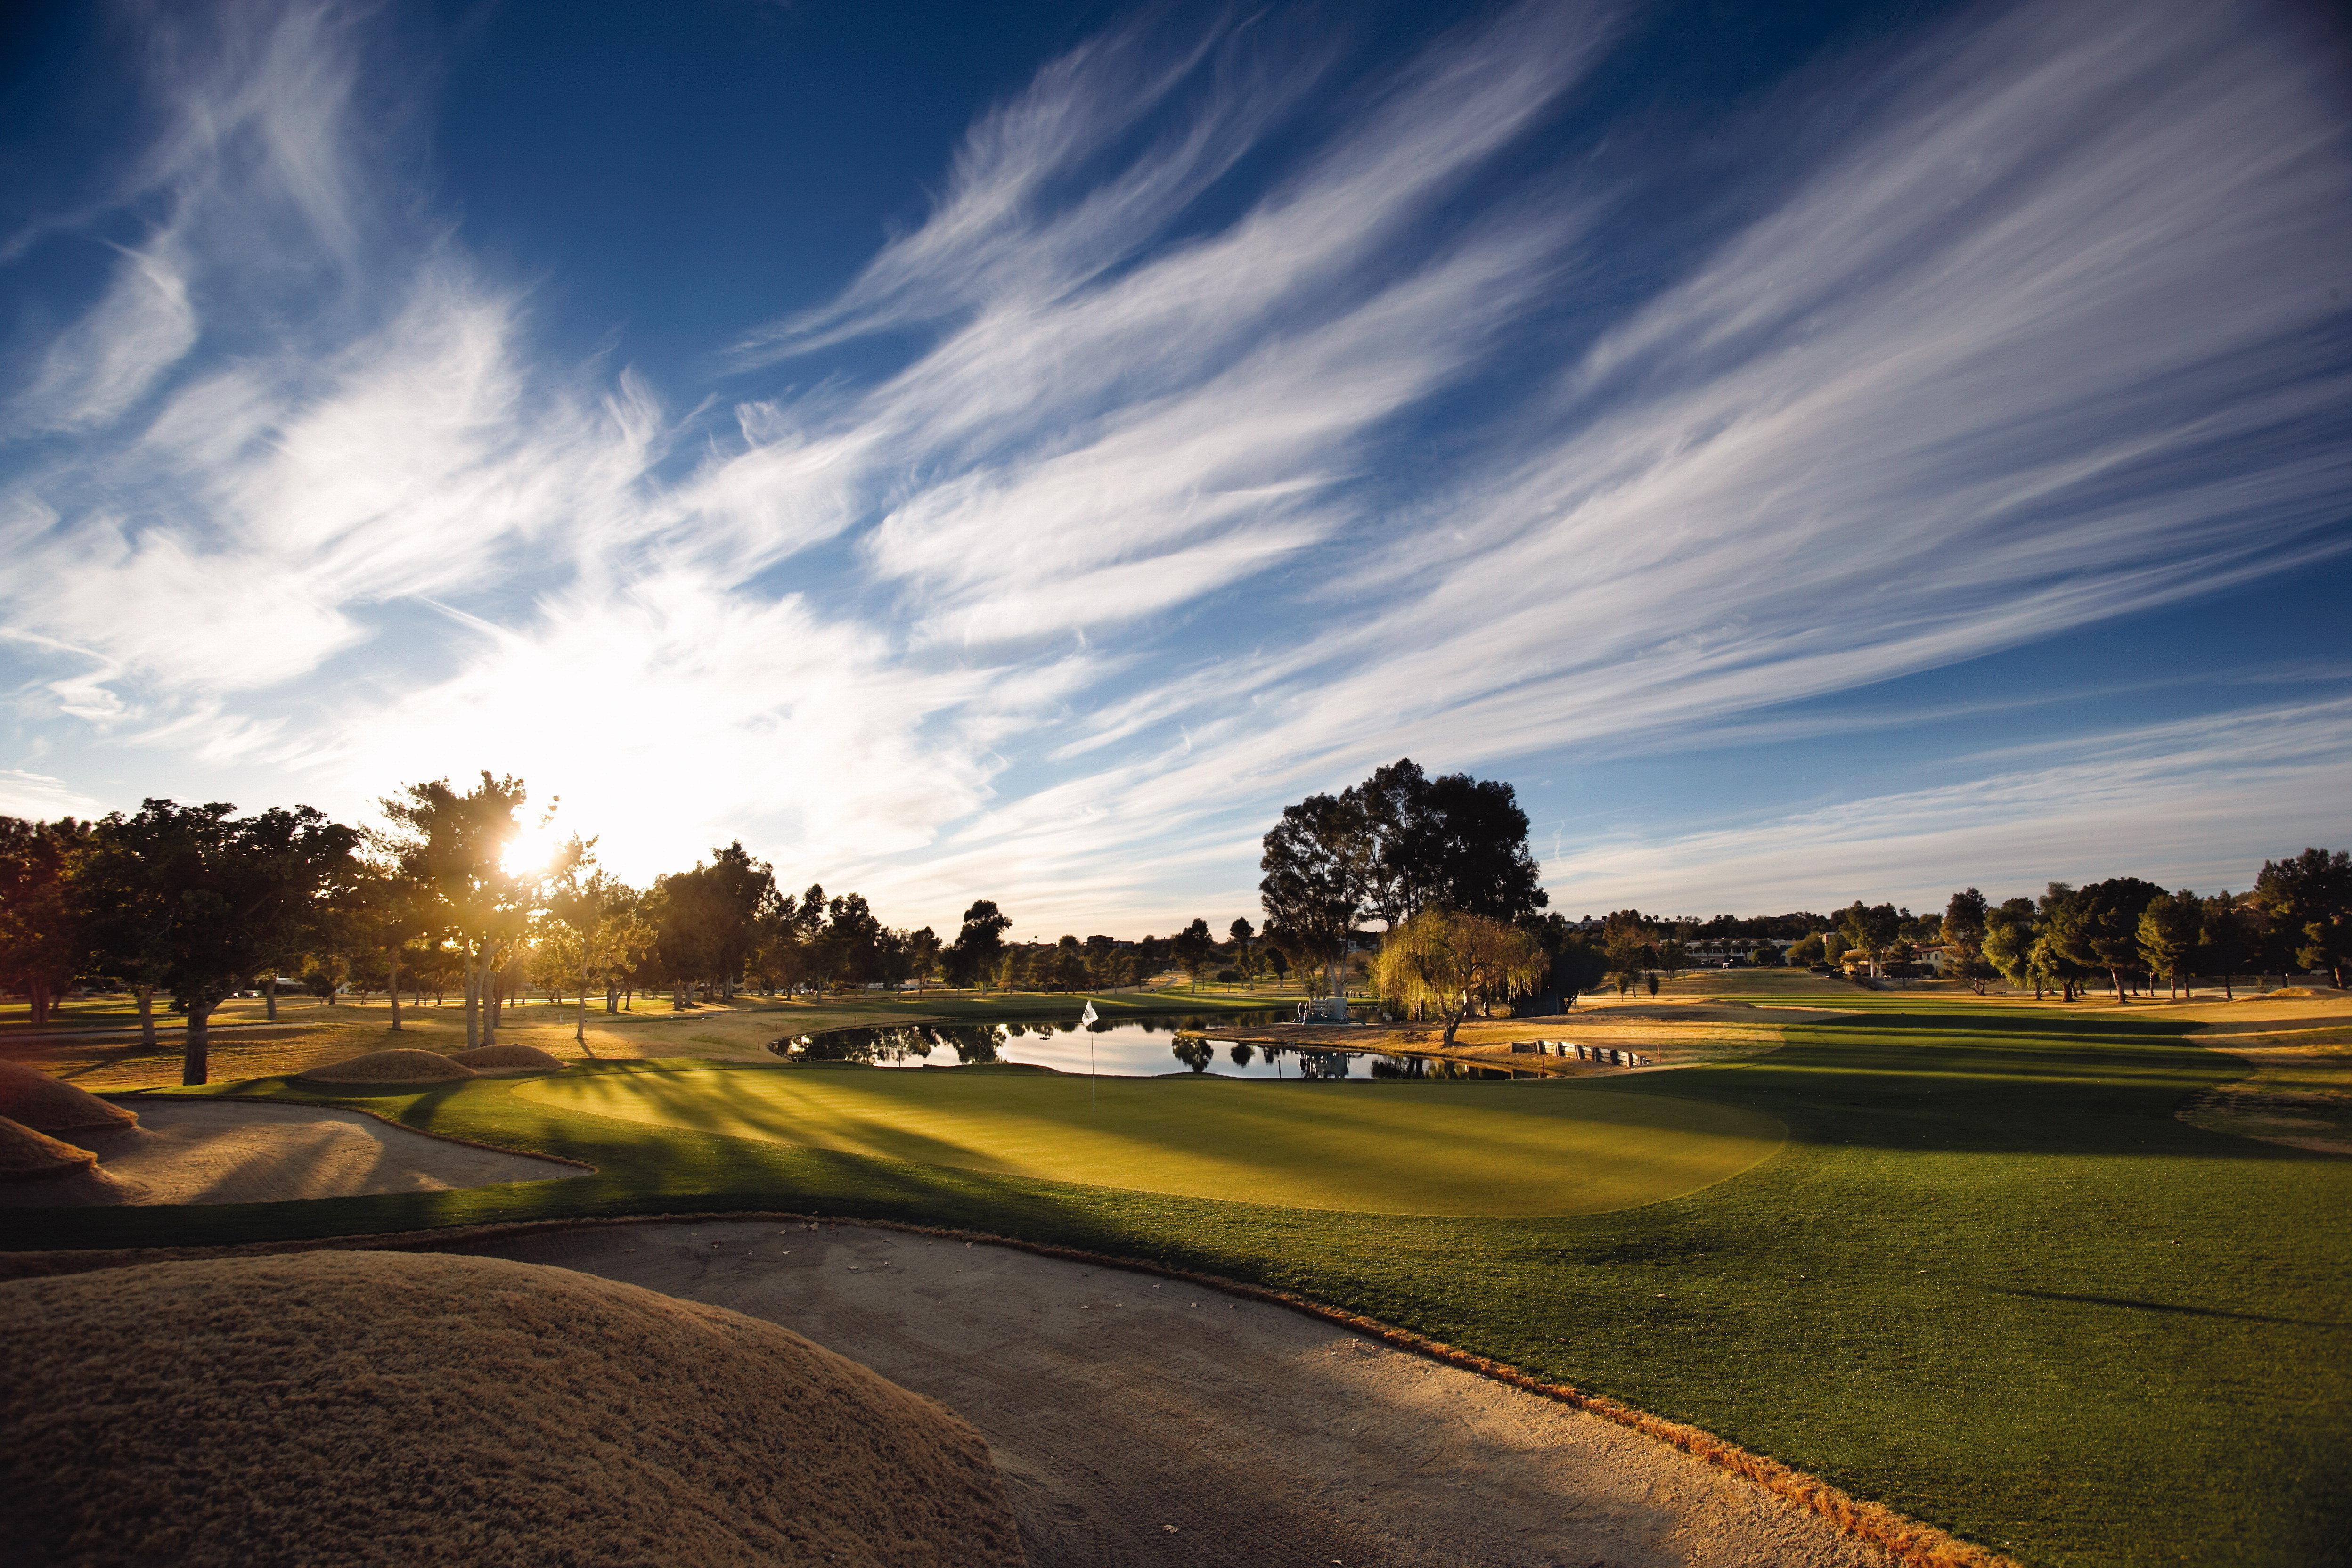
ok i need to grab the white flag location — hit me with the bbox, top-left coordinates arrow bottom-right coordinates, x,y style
1080,1001 -> 1100,1026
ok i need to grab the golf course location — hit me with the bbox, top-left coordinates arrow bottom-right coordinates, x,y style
5,984 -> 2342,1568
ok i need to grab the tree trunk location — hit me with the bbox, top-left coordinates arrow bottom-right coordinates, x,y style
605,983 -> 619,1014
183,1004 -> 212,1086
27,980 -> 52,1027
387,951 -> 404,1033
463,956 -> 481,1049
2111,967 -> 2129,1004
575,991 -> 587,1046
482,954 -> 499,1045
1439,995 -> 1475,1048
263,972 -> 278,1021
135,985 -> 157,1049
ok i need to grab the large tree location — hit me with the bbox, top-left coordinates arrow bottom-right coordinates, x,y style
1258,792 -> 1366,1001
1982,897 -> 2041,997
946,899 -> 1011,988
379,774 -> 555,1048
1943,888 -> 1991,988
2136,889 -> 2204,1000
2252,847 -> 2351,988
2048,878 -> 2164,1002
83,800 -> 356,1084
703,841 -> 777,999
0,817 -> 90,1027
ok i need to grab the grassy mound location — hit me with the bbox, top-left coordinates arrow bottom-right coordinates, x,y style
296,1049 -> 477,1085
448,1044 -> 567,1073
0,1115 -> 99,1181
0,1060 -> 136,1132
0,1250 -> 1024,1568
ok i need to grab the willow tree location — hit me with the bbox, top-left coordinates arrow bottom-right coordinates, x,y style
1372,909 -> 1546,1047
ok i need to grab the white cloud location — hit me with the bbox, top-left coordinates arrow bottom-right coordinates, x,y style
0,0 -> 2344,935
1546,699 -> 2352,915
0,769 -> 105,821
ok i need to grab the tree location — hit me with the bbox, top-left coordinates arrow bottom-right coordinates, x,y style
823,892 -> 883,989
341,851 -> 439,1034
2199,892 -> 2255,999
1601,910 -> 1654,995
1171,918 -> 1217,989
83,800 -> 356,1084
79,816 -> 178,1045
703,841 -> 776,999
1785,932 -> 1827,968
1259,793 -> 1366,1001
1982,898 -> 2040,996
947,899 -> 1011,989
0,817 -> 90,1027
2251,848 -> 2351,988
1372,909 -> 1547,1047
906,926 -> 942,992
1835,901 -> 1902,975
2050,878 -> 2163,1002
379,774 -> 557,1049
1943,888 -> 1991,988
2137,889 -> 2204,999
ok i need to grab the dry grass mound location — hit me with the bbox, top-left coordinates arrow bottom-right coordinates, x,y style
295,1048 -> 477,1085
0,1115 -> 99,1181
447,1044 -> 567,1073
0,1250 -> 1026,1568
0,1060 -> 137,1132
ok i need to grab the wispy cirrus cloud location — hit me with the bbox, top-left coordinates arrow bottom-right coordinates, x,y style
0,0 -> 2344,931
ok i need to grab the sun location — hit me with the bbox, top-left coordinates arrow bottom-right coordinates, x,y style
500,814 -> 568,879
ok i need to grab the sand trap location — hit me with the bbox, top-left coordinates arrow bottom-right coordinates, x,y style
0,1101 -> 586,1207
0,1059 -> 138,1131
448,1043 -> 567,1073
0,1115 -> 98,1180
0,1250 -> 1024,1568
466,1221 -> 1900,1568
298,1047 -> 477,1084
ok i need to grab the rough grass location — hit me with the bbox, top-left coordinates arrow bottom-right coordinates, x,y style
519,1066 -> 1785,1217
6,995 -> 2346,1568
0,1250 -> 1023,1568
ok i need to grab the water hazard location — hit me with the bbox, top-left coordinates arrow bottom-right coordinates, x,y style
767,1014 -> 1534,1080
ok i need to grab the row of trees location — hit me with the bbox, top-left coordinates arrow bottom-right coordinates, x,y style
1937,853 -> 2349,1000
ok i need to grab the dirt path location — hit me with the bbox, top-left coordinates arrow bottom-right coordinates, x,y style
462,1221 -> 1896,1568
0,1102 -> 587,1207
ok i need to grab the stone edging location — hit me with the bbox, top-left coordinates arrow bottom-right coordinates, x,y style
0,1207 -> 2013,1568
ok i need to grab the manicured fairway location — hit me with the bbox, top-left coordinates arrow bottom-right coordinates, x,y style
12,999 -> 2349,1568
516,1066 -> 1785,1216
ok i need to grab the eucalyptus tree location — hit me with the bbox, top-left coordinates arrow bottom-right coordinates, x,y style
379,774 -> 563,1049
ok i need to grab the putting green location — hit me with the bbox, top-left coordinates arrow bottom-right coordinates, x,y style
515,1065 -> 1786,1216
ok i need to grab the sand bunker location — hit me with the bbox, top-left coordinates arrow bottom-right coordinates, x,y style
0,1250 -> 1025,1568
0,1115 -> 98,1181
449,1044 -> 567,1073
0,1059 -> 138,1131
297,1047 -> 477,1085
0,1101 -> 586,1207
470,1221 -> 1898,1568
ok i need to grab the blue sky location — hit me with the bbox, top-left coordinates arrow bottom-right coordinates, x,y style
2,0 -> 2348,939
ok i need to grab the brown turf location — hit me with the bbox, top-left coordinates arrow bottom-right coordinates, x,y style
0,1060 -> 137,1132
0,1114 -> 100,1181
294,1047 -> 478,1084
0,1250 -> 1025,1568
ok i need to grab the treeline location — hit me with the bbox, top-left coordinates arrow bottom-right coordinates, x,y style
0,776 -> 1034,1085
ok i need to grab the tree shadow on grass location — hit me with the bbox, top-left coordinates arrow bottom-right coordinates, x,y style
1978,1285 -> 2351,1330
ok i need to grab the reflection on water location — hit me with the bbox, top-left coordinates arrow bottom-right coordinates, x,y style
766,1014 -> 1531,1079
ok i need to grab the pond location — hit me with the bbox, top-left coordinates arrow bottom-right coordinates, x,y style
767,1014 -> 1535,1080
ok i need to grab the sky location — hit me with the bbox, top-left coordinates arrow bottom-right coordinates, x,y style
1,0 -> 2348,940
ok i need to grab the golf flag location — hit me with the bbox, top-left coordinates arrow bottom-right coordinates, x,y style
1080,1001 -> 1100,1026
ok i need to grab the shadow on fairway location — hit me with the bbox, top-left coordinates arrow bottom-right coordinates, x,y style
1613,1008 -> 2333,1162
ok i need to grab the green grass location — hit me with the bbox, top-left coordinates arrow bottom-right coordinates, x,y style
7,1000 -> 2346,1568
515,1066 -> 1783,1216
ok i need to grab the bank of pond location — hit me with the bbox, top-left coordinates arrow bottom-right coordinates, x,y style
770,1015 -> 1540,1079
